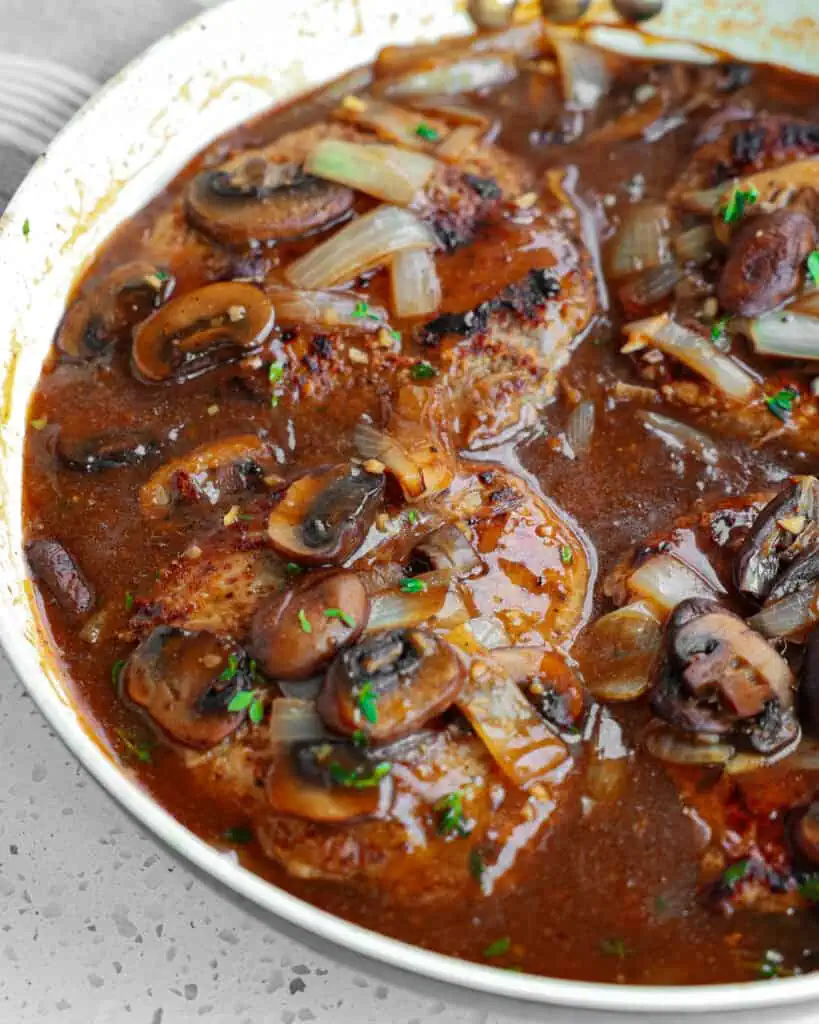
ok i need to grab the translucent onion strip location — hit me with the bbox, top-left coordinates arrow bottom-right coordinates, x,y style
551,36 -> 611,111
623,314 -> 758,403
334,96 -> 448,152
390,249 -> 442,319
436,124 -> 483,161
577,601 -> 662,702
269,699 -> 328,744
607,203 -> 670,281
353,421 -> 424,499
565,399 -> 595,457
382,55 -> 518,98
366,580 -> 449,632
645,723 -> 734,766
627,553 -> 717,615
266,286 -> 389,332
748,310 -> 819,361
305,139 -> 438,206
673,224 -> 716,265
286,205 -> 438,291
638,410 -> 719,466
749,585 -> 819,642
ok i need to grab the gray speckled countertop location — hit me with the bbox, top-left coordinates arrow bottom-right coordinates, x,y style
3,2 -> 819,1021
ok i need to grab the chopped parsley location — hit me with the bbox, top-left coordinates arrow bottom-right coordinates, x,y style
410,360 -> 437,381
721,858 -> 753,889
218,653 -> 239,682
268,363 -> 284,384
116,728 -> 153,764
799,875 -> 819,903
351,729 -> 369,748
711,315 -> 730,342
415,123 -> 440,142
297,608 -> 312,633
227,690 -> 264,723
469,848 -> 486,882
407,509 -> 419,525
483,936 -> 511,959
270,395 -> 279,408
154,268 -> 170,283
600,937 -> 630,959
324,607 -> 356,628
111,659 -> 125,686
355,682 -> 378,724
808,250 -> 819,287
124,591 -> 135,611
352,301 -> 380,321
400,577 -> 426,594
722,185 -> 759,224
224,826 -> 253,845
434,790 -> 471,837
390,328 -> 401,342
559,544 -> 573,565
328,760 -> 391,789
757,948 -> 785,980
248,696 -> 265,724
765,387 -> 798,422
22,218 -> 30,239
286,562 -> 304,576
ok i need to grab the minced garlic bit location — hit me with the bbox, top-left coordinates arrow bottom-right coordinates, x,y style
30,417 -> 48,431
529,783 -> 548,802
202,653 -> 222,669
363,458 -> 385,474
207,404 -> 220,416
347,346 -> 368,365
634,83 -> 657,104
377,327 -> 398,349
227,305 -> 247,323
341,94 -> 368,113
515,191 -> 538,210
223,505 -> 241,526
620,336 -> 648,355
529,680 -> 545,697
702,297 -> 719,319
184,544 -> 203,560
778,515 -> 806,534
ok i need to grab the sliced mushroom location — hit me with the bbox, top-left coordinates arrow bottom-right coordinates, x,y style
132,281 -> 275,383
185,154 -> 354,246
735,477 -> 819,600
26,539 -> 95,617
413,525 -> 483,577
266,737 -> 392,822
56,261 -> 174,359
251,570 -> 368,680
318,628 -> 464,742
718,210 -> 816,317
139,435 -> 282,518
467,0 -> 518,30
123,627 -> 253,748
651,598 -> 798,755
57,430 -> 161,473
266,463 -> 384,567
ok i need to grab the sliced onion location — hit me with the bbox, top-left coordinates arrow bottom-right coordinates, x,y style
488,646 -> 547,684
266,285 -> 389,332
551,36 -> 610,111
577,601 -> 662,702
589,89 -> 668,143
749,584 -> 819,642
405,98 -> 491,129
729,159 -> 819,214
382,55 -> 518,98
335,97 -> 448,151
278,679 -> 323,700
619,263 -> 682,312
565,399 -> 595,457
675,184 -> 726,215
623,314 -> 758,403
673,224 -> 716,265
607,203 -> 670,281
366,580 -> 449,631
353,421 -> 424,499
447,616 -> 510,655
747,310 -> 819,361
269,699 -> 328,744
434,587 -> 471,629
627,553 -> 718,615
585,708 -> 631,803
436,124 -> 484,161
457,665 -> 570,789
638,410 -> 719,466
305,140 -> 438,206
286,205 -> 437,291
390,249 -> 442,319
645,723 -> 734,766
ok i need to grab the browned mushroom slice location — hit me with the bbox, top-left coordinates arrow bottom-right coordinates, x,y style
318,628 -> 464,742
251,570 -> 368,680
57,429 -> 161,473
56,261 -> 174,359
26,539 -> 96,617
266,737 -> 392,822
267,463 -> 384,567
132,281 -> 275,383
413,524 -> 482,576
185,153 -> 354,246
123,627 -> 253,748
139,435 -> 283,518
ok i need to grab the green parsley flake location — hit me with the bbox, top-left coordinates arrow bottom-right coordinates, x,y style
410,360 -> 437,381
434,790 -> 471,837
154,268 -> 170,283
711,315 -> 730,342
298,608 -> 312,633
22,218 -> 30,239
600,937 -> 629,959
227,691 -> 255,713
799,875 -> 819,903
757,949 -> 785,980
268,363 -> 284,384
415,123 -> 440,142
248,696 -> 265,724
721,858 -> 753,889
352,301 -> 380,321
559,544 -> 573,566
111,659 -> 126,686
286,562 -> 304,576
224,826 -> 253,844
270,396 -> 279,408
765,387 -> 798,422
722,185 -> 759,224
116,728 -> 153,764
407,509 -> 419,525
124,592 -> 135,611
351,729 -> 369,748
808,250 -> 819,287
469,848 -> 486,882
324,607 -> 356,628
390,329 -> 401,342
356,682 -> 378,724
329,760 -> 391,789
219,653 -> 239,682
400,577 -> 426,594
483,936 -> 511,959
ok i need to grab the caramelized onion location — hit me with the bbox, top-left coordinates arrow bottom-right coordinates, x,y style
353,421 -> 424,499
366,575 -> 452,632
390,249 -> 442,319
551,36 -> 610,110
266,286 -> 389,332
749,585 -> 819,642
268,699 -> 329,744
334,97 -> 449,152
382,55 -> 518,98
637,410 -> 719,466
286,205 -> 437,290
673,224 -> 716,265
577,601 -> 662,702
619,263 -> 682,312
565,399 -> 595,457
608,203 -> 670,280
645,722 -> 734,766
627,553 -> 718,614
747,310 -> 819,361
623,314 -> 758,403
436,124 -> 484,161
305,140 -> 438,206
